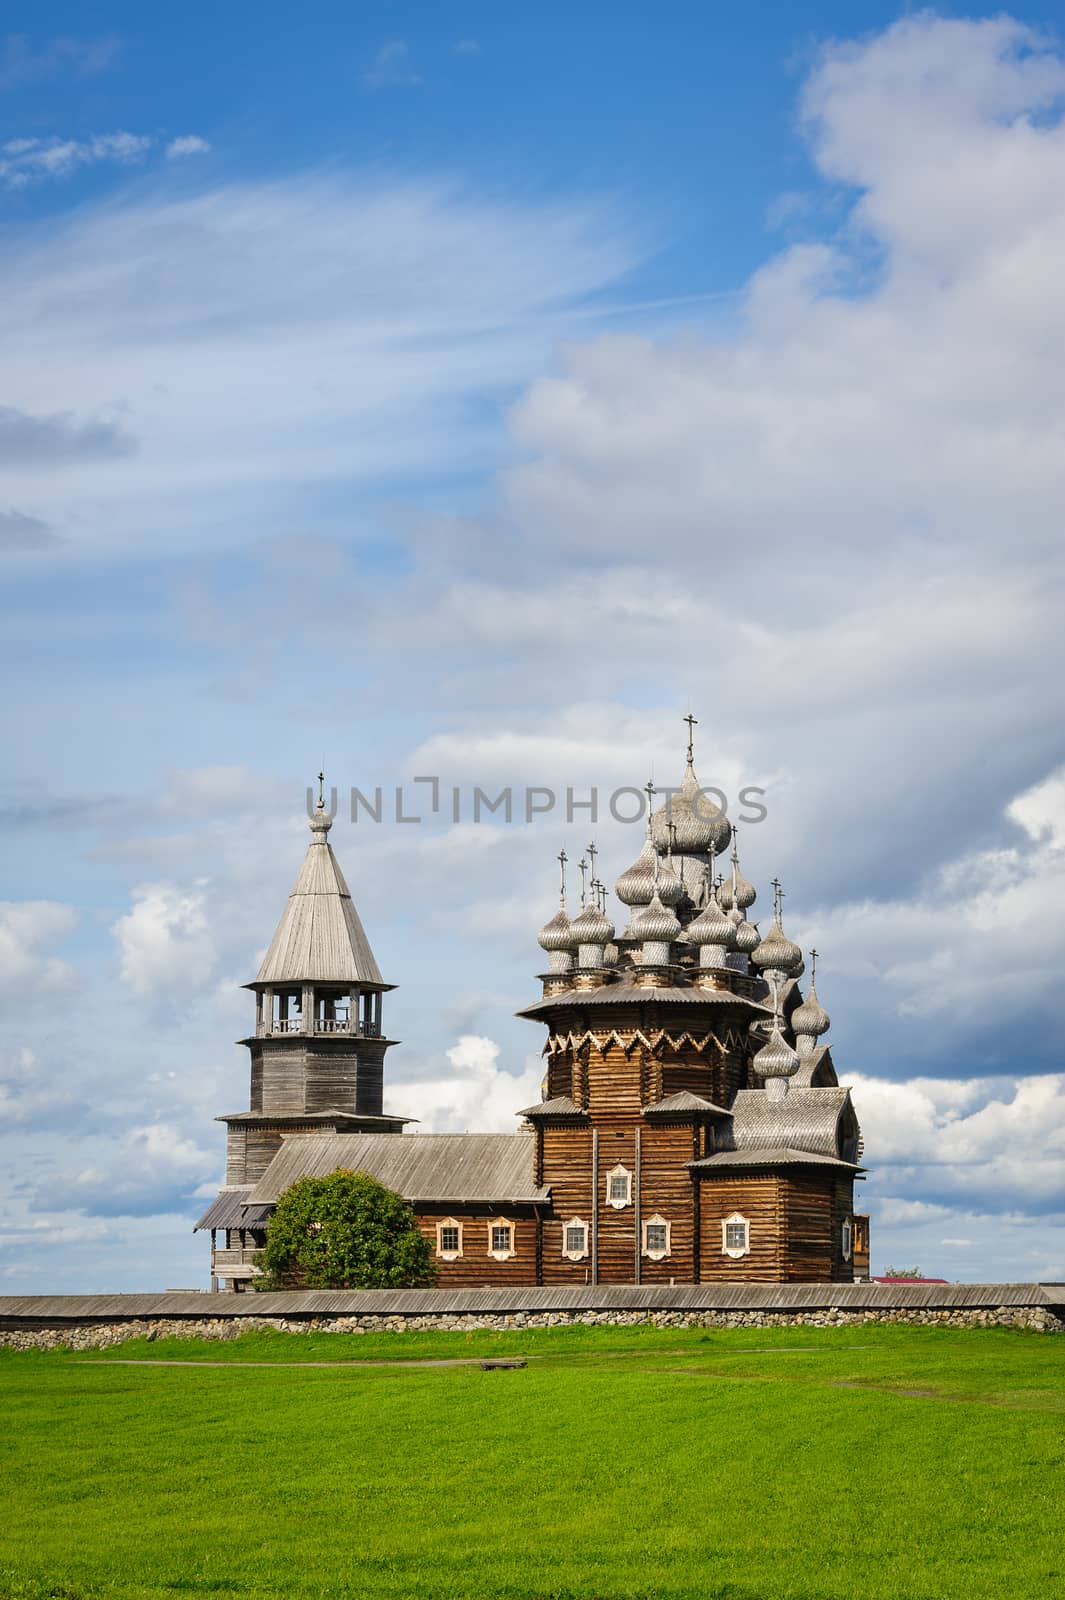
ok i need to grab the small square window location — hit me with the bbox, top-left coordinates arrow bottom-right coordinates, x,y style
440,1226 -> 460,1254
725,1222 -> 746,1251
645,1224 -> 667,1253
436,1218 -> 463,1260
492,1225 -> 512,1253
565,1224 -> 586,1254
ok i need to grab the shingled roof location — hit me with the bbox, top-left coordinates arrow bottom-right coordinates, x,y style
248,1132 -> 548,1206
254,811 -> 384,986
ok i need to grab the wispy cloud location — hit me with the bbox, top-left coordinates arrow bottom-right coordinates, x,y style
166,135 -> 211,160
0,33 -> 121,91
362,39 -> 423,90
453,39 -> 481,57
0,131 -> 151,187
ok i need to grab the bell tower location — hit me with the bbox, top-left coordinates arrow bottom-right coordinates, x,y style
219,786 -> 410,1190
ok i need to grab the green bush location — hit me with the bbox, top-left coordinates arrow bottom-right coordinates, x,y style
253,1168 -> 436,1290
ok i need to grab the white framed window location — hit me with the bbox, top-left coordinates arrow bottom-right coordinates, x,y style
562,1218 -> 589,1261
606,1164 -> 632,1209
488,1219 -> 515,1261
642,1215 -> 671,1260
841,1218 -> 853,1261
436,1217 -> 463,1261
721,1212 -> 750,1259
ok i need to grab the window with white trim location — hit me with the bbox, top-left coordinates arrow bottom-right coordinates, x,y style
606,1164 -> 632,1209
841,1218 -> 853,1261
562,1218 -> 589,1261
721,1212 -> 750,1259
642,1215 -> 671,1260
488,1219 -> 515,1260
436,1217 -> 463,1261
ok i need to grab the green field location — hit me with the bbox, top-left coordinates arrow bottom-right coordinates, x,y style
1,1323 -> 1063,1600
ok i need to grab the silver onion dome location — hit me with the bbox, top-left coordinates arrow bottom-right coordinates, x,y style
630,891 -> 681,945
615,836 -> 658,907
792,982 -> 830,1040
751,1022 -> 800,1080
651,760 -> 732,856
570,901 -> 614,948
728,907 -> 761,955
687,895 -> 736,950
751,919 -> 803,975
537,908 -> 574,953
717,862 -> 756,911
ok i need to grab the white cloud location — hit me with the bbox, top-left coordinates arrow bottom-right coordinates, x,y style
112,881 -> 216,998
0,901 -> 76,993
166,135 -> 210,159
0,131 -> 151,186
402,1035 -> 542,1133
845,1069 -> 1065,1208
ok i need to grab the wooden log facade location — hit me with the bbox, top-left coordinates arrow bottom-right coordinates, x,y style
197,739 -> 869,1289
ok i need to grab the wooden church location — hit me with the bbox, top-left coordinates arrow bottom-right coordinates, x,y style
196,722 -> 867,1287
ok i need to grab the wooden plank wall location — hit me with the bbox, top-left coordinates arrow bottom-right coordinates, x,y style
540,1126 -> 596,1284
638,1124 -> 699,1284
697,1174 -> 784,1282
412,1207 -> 539,1287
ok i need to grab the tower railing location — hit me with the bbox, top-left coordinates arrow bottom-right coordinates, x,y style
256,1018 -> 382,1039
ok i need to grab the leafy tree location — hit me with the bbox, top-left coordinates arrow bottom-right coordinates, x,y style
883,1264 -> 924,1279
254,1169 -> 436,1290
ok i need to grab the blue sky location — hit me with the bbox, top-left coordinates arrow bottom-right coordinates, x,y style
2,3 -> 1065,1290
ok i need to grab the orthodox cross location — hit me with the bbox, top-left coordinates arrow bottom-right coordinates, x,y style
586,841 -> 598,888
317,770 -> 325,809
558,848 -> 568,908
683,711 -> 698,764
578,857 -> 588,907
770,876 -> 782,921
644,778 -> 655,825
810,947 -> 818,985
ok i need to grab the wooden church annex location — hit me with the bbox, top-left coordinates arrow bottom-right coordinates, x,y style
196,723 -> 867,1288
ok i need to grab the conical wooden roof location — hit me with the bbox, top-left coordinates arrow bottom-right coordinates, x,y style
255,809 -> 383,986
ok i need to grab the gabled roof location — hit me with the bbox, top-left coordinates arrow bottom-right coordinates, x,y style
255,817 -> 384,986
248,1132 -> 548,1206
518,1097 -> 587,1120
642,1090 -> 730,1118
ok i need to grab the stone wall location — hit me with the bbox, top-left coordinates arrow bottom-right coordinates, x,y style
2,1301 -> 1062,1350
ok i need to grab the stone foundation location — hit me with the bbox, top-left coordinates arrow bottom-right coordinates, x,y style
2,1301 -> 1062,1351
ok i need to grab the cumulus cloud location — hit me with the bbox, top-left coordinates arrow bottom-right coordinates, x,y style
0,901 -> 77,994
112,881 -> 217,998
846,1069 -> 1065,1211
399,1035 -> 543,1133
42,1122 -> 217,1218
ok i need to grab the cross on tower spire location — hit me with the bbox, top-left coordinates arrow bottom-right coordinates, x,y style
683,711 -> 698,765
558,848 -> 568,908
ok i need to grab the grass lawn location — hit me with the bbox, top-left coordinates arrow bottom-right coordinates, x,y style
1,1323 -> 1063,1600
